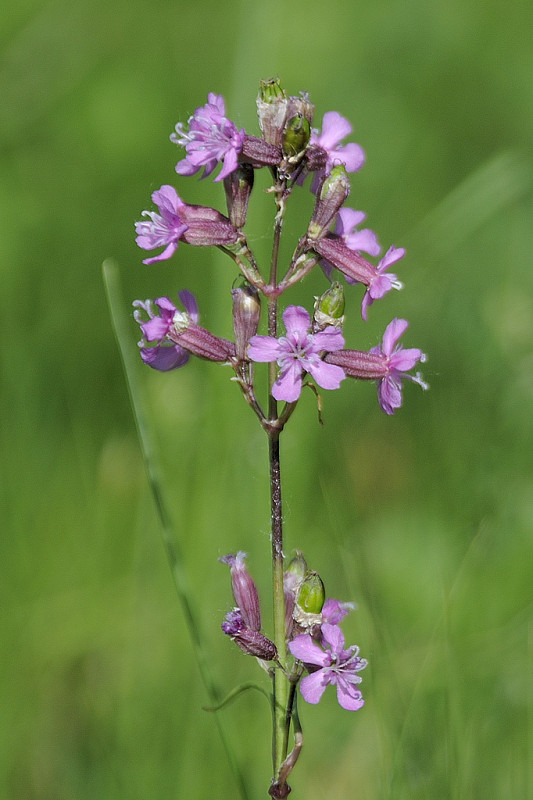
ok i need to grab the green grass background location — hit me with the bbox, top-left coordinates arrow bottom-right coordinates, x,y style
1,0 -> 532,797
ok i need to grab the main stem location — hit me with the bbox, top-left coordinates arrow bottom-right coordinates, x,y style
268,177 -> 290,779
269,430 -> 288,774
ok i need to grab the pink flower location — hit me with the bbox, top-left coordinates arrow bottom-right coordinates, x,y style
133,290 -> 199,372
289,623 -> 367,711
311,111 -> 365,177
248,306 -> 346,403
372,318 -> 428,414
361,245 -> 404,321
171,93 -> 245,182
325,318 -> 428,414
135,184 -> 238,265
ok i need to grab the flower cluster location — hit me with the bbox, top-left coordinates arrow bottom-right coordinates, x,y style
132,79 -> 429,795
220,551 -> 367,711
132,81 -> 427,416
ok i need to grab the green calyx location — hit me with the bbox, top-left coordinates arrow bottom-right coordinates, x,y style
314,282 -> 345,329
282,115 -> 311,157
296,571 -> 325,615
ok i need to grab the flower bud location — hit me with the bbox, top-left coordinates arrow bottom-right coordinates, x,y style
224,164 -> 254,229
296,571 -> 326,615
307,165 -> 350,241
282,114 -> 311,157
284,552 -> 308,639
221,610 -> 278,660
232,283 -> 261,360
220,552 -> 261,631
313,282 -> 345,330
284,552 -> 307,592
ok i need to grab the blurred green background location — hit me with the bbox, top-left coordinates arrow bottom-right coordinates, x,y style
1,0 -> 532,797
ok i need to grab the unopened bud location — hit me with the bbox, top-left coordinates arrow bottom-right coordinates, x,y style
222,610 -> 278,660
220,552 -> 261,631
308,165 -> 350,241
284,552 -> 308,592
296,571 -> 326,615
284,552 -> 308,640
232,283 -> 261,360
282,114 -> 311,157
313,282 -> 345,330
224,164 -> 254,229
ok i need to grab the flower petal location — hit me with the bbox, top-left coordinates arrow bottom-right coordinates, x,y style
178,289 -> 200,324
306,360 -> 345,391
312,328 -> 345,353
300,671 -> 329,705
273,362 -> 303,402
334,142 -> 365,173
141,344 -> 190,371
378,375 -> 402,415
390,347 -> 424,372
282,305 -> 311,339
318,111 -> 352,149
321,623 -> 345,653
289,634 -> 329,667
247,335 -> 282,362
382,318 -> 408,356
142,241 -> 179,265
335,679 -> 365,711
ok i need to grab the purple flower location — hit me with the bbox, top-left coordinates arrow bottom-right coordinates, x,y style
325,318 -> 428,414
289,623 -> 367,711
170,93 -> 246,182
133,290 -> 199,371
248,306 -> 346,403
219,552 -> 261,632
135,185 -> 189,264
310,111 -> 365,188
135,184 -> 239,265
371,318 -> 428,414
361,245 -> 404,321
320,207 -> 381,281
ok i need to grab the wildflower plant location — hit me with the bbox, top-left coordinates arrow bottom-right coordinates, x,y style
129,78 -> 428,798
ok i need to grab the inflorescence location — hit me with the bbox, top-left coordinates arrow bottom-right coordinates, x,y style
132,79 -> 429,728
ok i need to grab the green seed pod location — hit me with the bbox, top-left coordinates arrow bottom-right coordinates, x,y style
314,282 -> 345,330
296,570 -> 326,615
282,114 -> 311,157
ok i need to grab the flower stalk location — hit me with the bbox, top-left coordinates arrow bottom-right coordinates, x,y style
130,80 -> 428,797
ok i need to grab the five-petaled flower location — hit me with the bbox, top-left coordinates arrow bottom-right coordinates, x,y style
248,306 -> 346,403
133,290 -> 199,372
289,622 -> 367,711
325,317 -> 428,414
135,184 -> 239,265
133,290 -> 236,370
170,93 -> 246,182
